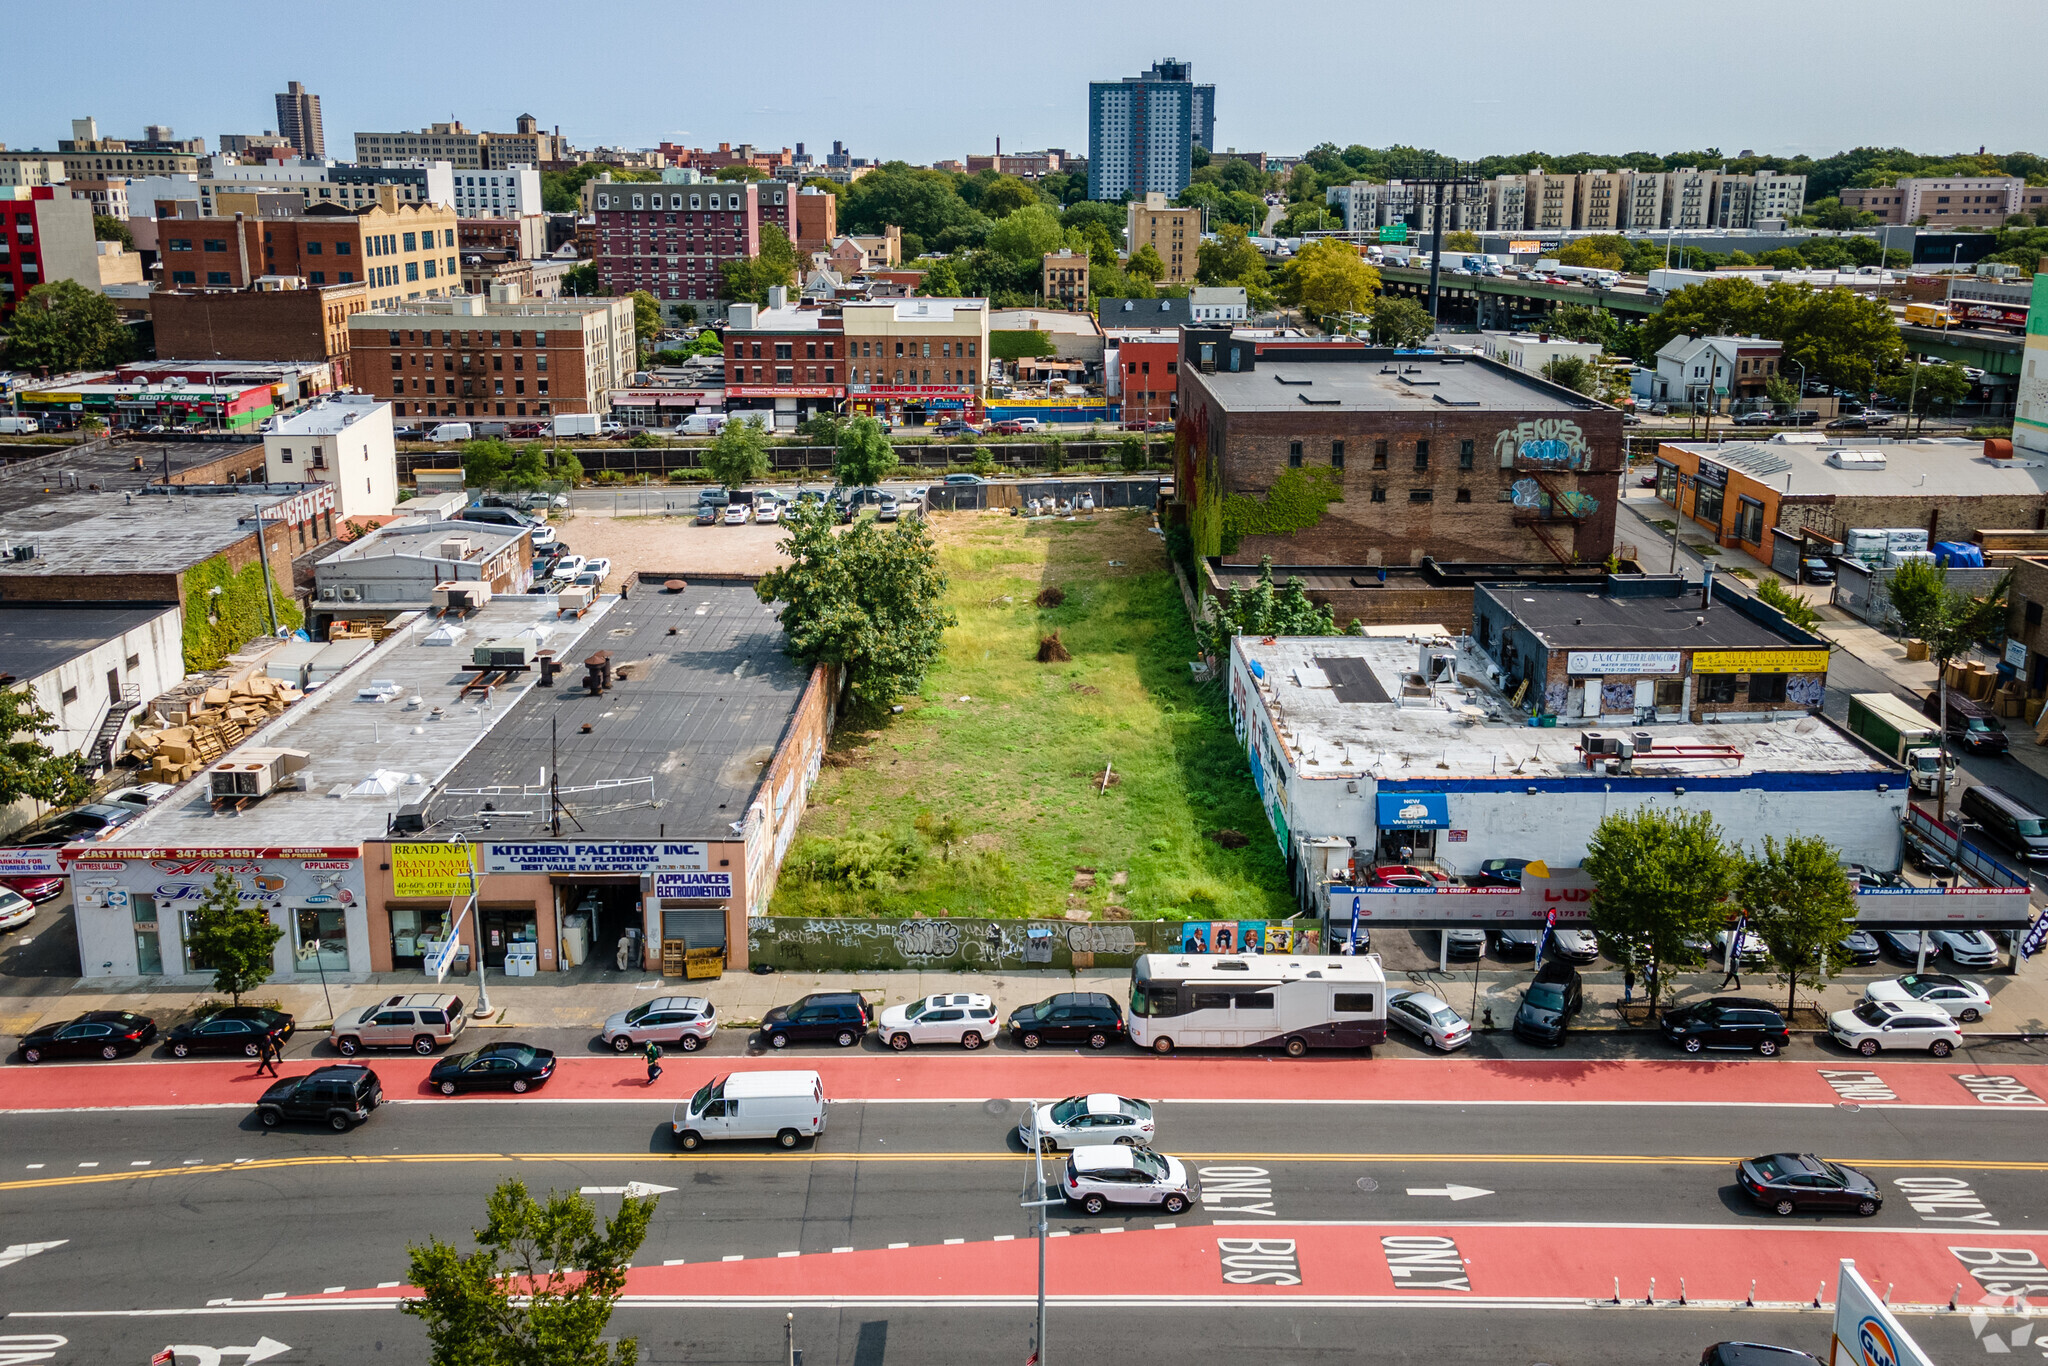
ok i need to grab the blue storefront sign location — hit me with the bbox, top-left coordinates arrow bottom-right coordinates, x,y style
1375,792 -> 1449,829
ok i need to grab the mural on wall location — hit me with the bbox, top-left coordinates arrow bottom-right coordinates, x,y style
746,917 -> 1315,971
1788,674 -> 1827,707
1495,418 -> 1590,471
1555,489 -> 1599,518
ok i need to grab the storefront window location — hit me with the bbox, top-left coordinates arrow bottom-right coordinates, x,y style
1655,463 -> 1678,504
296,907 -> 349,974
132,894 -> 162,976
390,907 -> 449,968
1693,483 -> 1724,529
1734,497 -> 1765,545
183,907 -> 213,975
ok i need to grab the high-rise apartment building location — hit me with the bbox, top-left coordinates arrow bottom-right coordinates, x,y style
1483,174 -> 1528,233
1574,170 -> 1624,231
353,117 -> 562,171
1839,175 -> 2010,226
1524,171 -> 1577,232
274,82 -> 324,158
1619,172 -> 1666,229
1087,59 -> 1215,202
591,179 -> 772,312
1664,168 -> 1717,230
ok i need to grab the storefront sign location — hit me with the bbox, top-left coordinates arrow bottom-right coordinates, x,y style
847,384 -> 975,398
726,385 -> 844,399
1566,650 -> 1680,676
69,846 -> 358,860
0,848 -> 62,877
1374,792 -> 1449,830
653,871 -> 734,899
481,842 -> 708,874
1692,460 -> 1729,489
1691,649 -> 1831,674
390,842 -> 478,898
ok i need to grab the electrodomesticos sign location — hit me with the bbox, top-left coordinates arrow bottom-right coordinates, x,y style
390,843 -> 477,898
1691,649 -> 1831,674
653,871 -> 733,898
1566,650 -> 1680,676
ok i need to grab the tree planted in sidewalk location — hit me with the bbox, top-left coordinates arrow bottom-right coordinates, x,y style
184,870 -> 285,1005
832,414 -> 897,490
1581,806 -> 1740,1016
1887,559 -> 2010,821
1739,834 -> 1860,1018
404,1177 -> 655,1366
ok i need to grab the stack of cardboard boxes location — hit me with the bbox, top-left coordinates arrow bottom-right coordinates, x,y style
124,674 -> 305,786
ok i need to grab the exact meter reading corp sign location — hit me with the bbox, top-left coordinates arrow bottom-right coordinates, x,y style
1566,650 -> 1680,676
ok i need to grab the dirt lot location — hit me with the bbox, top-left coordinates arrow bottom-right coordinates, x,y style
553,510 -> 792,586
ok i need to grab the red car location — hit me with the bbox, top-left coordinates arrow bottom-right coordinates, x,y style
989,419 -> 1027,435
4,875 -> 64,905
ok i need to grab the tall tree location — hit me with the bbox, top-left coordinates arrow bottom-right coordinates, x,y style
1740,835 -> 1860,1018
986,204 -> 1065,266
1194,223 -> 1272,310
1126,244 -> 1166,284
1582,807 -> 1740,1015
1887,561 -> 2009,821
405,1179 -> 655,1366
1367,296 -> 1433,348
0,683 -> 89,810
1540,355 -> 1597,395
756,501 -> 956,721
832,414 -> 897,489
700,415 -> 770,487
93,215 -> 134,248
3,279 -> 133,373
1278,239 -> 1380,324
1641,277 -> 1902,394
1878,361 -> 1972,433
460,438 -> 514,488
561,263 -> 602,297
184,870 -> 285,1005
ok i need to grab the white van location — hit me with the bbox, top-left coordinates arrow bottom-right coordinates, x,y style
428,422 -> 474,443
672,1070 -> 826,1150
677,412 -> 728,436
0,416 -> 41,435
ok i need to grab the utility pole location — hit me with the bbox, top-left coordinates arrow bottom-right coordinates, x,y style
1021,1100 -> 1062,1365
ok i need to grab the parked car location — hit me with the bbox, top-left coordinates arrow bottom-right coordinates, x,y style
934,420 -> 979,437
549,554 -> 588,583
601,995 -> 717,1053
1512,961 -> 1582,1046
0,884 -> 34,931
1470,858 -> 1529,888
1843,928 -> 1882,966
1930,928 -> 2000,969
257,1064 -> 382,1132
1659,998 -> 1790,1056
1061,1145 -> 1195,1216
12,803 -> 137,846
755,500 -> 781,524
1736,1152 -> 1882,1217
1489,928 -> 1544,959
1548,928 -> 1600,963
3,874 -> 64,905
1018,1093 -> 1156,1151
722,503 -> 751,525
1827,998 -> 1961,1056
1636,468 -> 1659,487
1006,992 -> 1126,1050
1386,991 -> 1472,1051
1799,558 -> 1835,586
1864,973 -> 1991,1023
1959,783 -> 2044,856
329,993 -> 467,1056
1875,928 -> 1934,963
580,556 -> 612,584
1903,831 -> 1954,877
428,1042 -> 557,1094
1715,930 -> 1772,965
1843,862 -> 1905,891
694,502 -> 719,525
758,991 -> 871,1049
1826,416 -> 1873,431
1442,927 -> 1486,960
165,1006 -> 293,1059
105,782 -> 175,812
875,993 -> 996,1051
1733,410 -> 1779,426
1926,696 -> 2009,757
944,472 -> 986,485
990,420 -> 1028,435
17,1010 -> 157,1063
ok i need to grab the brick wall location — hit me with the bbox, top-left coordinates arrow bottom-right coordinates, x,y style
1781,493 -> 2048,544
352,318 -> 596,419
164,445 -> 267,485
151,287 -> 365,388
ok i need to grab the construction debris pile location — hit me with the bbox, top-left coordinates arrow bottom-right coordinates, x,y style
125,669 -> 304,787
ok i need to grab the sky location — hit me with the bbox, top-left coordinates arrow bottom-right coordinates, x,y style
3,0 -> 2044,167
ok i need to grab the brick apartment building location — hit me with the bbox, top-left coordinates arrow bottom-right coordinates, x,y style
347,288 -> 634,421
1175,329 -> 1623,568
1041,249 -> 1089,307
722,295 -> 846,426
158,188 -> 459,312
1125,193 -> 1200,285
1840,176 -> 2027,226
794,187 -> 837,257
150,280 -> 369,386
591,180 -> 764,312
0,185 -> 98,316
1107,328 -> 1178,426
841,296 -> 990,420
658,142 -> 794,174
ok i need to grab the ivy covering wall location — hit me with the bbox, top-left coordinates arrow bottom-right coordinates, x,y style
989,329 -> 1057,361
1217,466 -> 1345,556
181,554 -> 303,671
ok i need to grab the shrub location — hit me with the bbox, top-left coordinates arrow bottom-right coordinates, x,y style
970,448 -> 996,477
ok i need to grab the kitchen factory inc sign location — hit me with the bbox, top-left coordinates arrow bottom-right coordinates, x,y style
482,843 -> 709,875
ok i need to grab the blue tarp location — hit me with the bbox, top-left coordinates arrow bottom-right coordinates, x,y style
1932,541 -> 1986,568
1375,792 -> 1449,829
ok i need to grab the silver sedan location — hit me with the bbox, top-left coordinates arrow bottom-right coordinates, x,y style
1387,991 -> 1472,1051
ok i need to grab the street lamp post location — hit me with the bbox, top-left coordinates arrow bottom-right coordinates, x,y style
1020,1100 -> 1062,1365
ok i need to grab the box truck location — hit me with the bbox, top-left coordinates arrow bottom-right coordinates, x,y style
550,414 -> 600,438
1846,693 -> 1949,793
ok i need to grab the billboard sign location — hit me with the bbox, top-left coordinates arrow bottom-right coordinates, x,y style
1566,650 -> 1680,676
1691,649 -> 1832,674
0,848 -> 63,878
390,843 -> 476,899
652,870 -> 734,899
1378,225 -> 1408,244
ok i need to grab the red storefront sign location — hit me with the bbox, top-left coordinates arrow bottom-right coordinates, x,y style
726,386 -> 846,399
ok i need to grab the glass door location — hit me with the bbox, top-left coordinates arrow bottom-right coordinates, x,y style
295,907 -> 349,974
131,894 -> 162,976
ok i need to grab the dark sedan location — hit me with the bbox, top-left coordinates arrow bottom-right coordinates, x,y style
1489,928 -> 1544,958
1736,1152 -> 1882,1217
11,803 -> 137,847
165,1006 -> 293,1059
428,1042 -> 556,1095
1471,858 -> 1529,888
1843,928 -> 1882,966
18,1011 -> 157,1063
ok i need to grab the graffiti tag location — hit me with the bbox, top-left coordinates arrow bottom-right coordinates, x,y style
1494,418 -> 1588,470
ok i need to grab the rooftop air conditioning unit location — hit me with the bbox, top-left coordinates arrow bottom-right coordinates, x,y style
207,748 -> 310,801
317,587 -> 338,602
472,637 -> 536,669
1580,730 -> 1615,755
437,538 -> 471,559
432,580 -> 491,613
11,545 -> 35,562
339,586 -> 361,601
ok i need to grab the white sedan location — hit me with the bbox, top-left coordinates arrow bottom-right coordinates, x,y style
1061,1145 -> 1194,1216
874,993 -> 995,1050
0,886 -> 34,931
1864,974 -> 1992,1024
1828,999 -> 1962,1057
580,556 -> 612,585
1386,991 -> 1471,1051
548,554 -> 586,582
1019,1094 -> 1156,1152
1716,930 -> 1772,965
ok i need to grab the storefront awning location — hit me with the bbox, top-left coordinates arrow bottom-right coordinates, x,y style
1375,792 -> 1449,829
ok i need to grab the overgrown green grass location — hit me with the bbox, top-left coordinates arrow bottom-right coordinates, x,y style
773,509 -> 1293,922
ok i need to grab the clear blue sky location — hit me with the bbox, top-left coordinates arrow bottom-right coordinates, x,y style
3,0 -> 2041,165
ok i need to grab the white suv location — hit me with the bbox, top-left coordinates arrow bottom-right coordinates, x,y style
1061,1145 -> 1196,1216
875,993 -> 995,1050
1828,998 -> 1961,1057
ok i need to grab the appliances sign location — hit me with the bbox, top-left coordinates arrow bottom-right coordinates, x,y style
652,871 -> 734,899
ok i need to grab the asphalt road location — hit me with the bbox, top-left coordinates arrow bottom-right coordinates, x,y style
6,1086 -> 2047,1364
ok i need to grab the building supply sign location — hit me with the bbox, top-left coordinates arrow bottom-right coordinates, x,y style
390,843 -> 478,899
1691,649 -> 1831,674
653,871 -> 734,899
1375,792 -> 1449,830
1567,650 -> 1680,676
482,843 -> 708,875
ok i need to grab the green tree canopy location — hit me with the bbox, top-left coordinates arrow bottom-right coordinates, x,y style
1367,296 -> 1433,348
1442,230 -> 1481,252
1888,560 -> 2009,819
700,415 -> 770,487
756,501 -> 956,720
717,223 -> 802,305
561,262 -> 602,297
1060,200 -> 1126,240
1126,243 -> 1166,284
3,279 -> 133,372
1278,239 -> 1381,323
914,257 -> 963,297
460,438 -> 514,488
841,162 -> 991,243
405,1178 -> 655,1366
1200,557 -> 1338,658
832,414 -> 897,489
0,683 -> 89,810
1195,223 -> 1273,310
1546,303 -> 1619,347
1556,237 -> 1625,270
93,214 -> 134,248
1540,354 -> 1597,395
1878,361 -> 1972,431
1739,835 -> 1859,1017
986,203 -> 1065,266
1641,277 -> 1903,394
1582,806 -> 1741,1014
185,870 -> 285,1005
627,292 -> 662,353
970,174 -> 1043,219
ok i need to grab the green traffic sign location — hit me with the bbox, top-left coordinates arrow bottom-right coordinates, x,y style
1378,225 -> 1408,244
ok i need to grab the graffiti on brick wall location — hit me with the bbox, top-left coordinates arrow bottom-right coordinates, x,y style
744,916 -> 1307,970
1495,418 -> 1589,471
1788,674 -> 1827,707
1510,478 -> 1545,510
893,919 -> 961,959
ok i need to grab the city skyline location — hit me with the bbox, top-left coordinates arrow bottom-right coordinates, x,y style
0,0 -> 2042,168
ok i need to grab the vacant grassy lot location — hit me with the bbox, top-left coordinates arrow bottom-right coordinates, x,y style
772,508 -> 1293,922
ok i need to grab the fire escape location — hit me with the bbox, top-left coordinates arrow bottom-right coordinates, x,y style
1512,468 -> 1597,566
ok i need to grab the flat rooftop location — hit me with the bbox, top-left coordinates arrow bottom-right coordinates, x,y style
0,602 -> 179,682
0,441 -> 258,518
1194,354 -> 1607,414
1237,635 -> 1886,784
271,396 -> 388,437
1489,581 -> 1809,652
0,486 -> 303,577
426,581 -> 812,841
319,517 -> 525,566
1665,439 -> 2048,500
111,594 -> 610,848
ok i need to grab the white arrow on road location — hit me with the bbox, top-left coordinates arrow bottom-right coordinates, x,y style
578,1183 -> 677,1199
1404,1184 -> 1494,1202
0,1242 -> 65,1269
162,1340 -> 291,1366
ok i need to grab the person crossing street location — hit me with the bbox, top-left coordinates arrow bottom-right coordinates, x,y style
644,1038 -> 662,1087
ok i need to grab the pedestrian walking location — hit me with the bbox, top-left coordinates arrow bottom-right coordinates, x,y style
1719,961 -> 1743,991
1622,966 -> 1636,1006
1644,961 -> 1658,1002
644,1039 -> 662,1087
257,1031 -> 281,1077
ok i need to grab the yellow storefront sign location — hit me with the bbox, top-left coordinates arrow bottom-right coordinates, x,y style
390,842 -> 476,897
1691,649 -> 1831,675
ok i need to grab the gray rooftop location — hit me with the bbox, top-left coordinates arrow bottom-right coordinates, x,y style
427,582 -> 810,842
1236,635 -> 1883,782
0,603 -> 179,683
1666,440 -> 2048,499
0,440 -> 259,519
111,594 -> 610,847
0,486 -> 303,577
1490,582 -> 1811,652
319,516 -> 525,566
1194,354 -> 1606,414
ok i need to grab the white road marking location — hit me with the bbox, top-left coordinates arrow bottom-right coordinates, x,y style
578,1182 -> 677,1198
130,1160 -> 150,1167
1405,1184 -> 1494,1201
832,1248 -> 852,1254
993,1235 -> 1015,1242
0,1241 -> 66,1269
943,1238 -> 964,1245
888,1243 -> 909,1250
722,1255 -> 744,1263
1099,1228 -> 1123,1235
24,1164 -> 42,1170
75,1163 -> 96,1169
323,1287 -> 344,1294
260,1292 -> 286,1300
777,1251 -> 799,1258
376,1282 -> 400,1289
1050,1231 -> 1071,1238
663,1259 -> 688,1266
1154,1223 -> 1177,1230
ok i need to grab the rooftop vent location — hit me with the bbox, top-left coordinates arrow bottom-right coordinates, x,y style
1272,372 -> 1313,386
1826,449 -> 1887,471
207,748 -> 310,802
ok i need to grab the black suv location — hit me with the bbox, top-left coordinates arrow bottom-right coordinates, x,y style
1660,998 -> 1790,1056
759,992 -> 871,1049
1007,993 -> 1126,1051
1512,961 -> 1583,1047
257,1065 -> 382,1132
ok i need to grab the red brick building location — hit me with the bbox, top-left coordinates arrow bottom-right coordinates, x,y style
346,292 -> 635,421
722,299 -> 846,425
794,187 -> 837,257
591,180 -> 761,310
1108,329 -> 1178,426
0,185 -> 98,317
151,281 -> 369,387
157,191 -> 459,312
